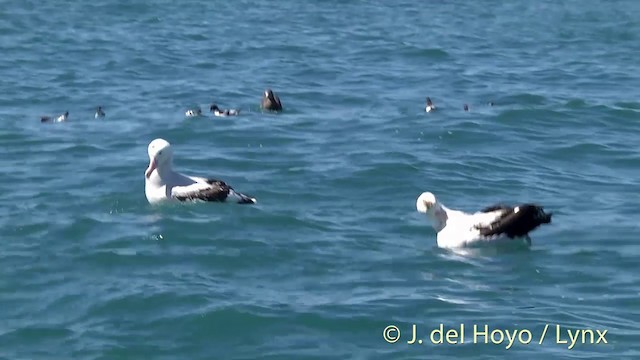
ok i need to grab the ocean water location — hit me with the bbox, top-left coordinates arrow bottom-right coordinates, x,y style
1,0 -> 639,359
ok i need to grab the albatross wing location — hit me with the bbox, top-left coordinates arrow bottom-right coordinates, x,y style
171,180 -> 230,202
473,204 -> 552,238
171,178 -> 256,204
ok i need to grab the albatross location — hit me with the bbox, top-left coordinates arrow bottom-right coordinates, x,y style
144,138 -> 256,205
416,192 -> 552,248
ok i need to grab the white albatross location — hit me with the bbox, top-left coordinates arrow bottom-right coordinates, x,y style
416,192 -> 552,248
144,138 -> 256,205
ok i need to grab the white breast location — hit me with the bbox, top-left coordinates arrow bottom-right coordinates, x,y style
435,210 -> 509,248
145,172 -> 170,204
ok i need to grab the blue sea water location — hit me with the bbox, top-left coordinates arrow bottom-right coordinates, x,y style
1,0 -> 640,359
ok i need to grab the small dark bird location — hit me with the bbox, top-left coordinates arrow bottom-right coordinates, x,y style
261,89 -> 283,112
95,106 -> 105,118
41,111 -> 68,123
210,104 -> 240,117
185,108 -> 202,117
463,104 -> 469,111
425,97 -> 436,112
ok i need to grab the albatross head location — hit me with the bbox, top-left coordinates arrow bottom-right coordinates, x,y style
416,192 -> 437,213
416,192 -> 448,232
145,138 -> 173,178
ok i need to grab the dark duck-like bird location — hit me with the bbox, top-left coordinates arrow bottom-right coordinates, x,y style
261,89 -> 283,112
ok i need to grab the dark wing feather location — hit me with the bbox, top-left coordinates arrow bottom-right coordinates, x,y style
173,178 -> 231,202
476,204 -> 552,238
273,94 -> 282,110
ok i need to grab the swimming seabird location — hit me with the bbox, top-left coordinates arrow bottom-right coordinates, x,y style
261,89 -> 283,112
463,104 -> 469,111
210,104 -> 240,117
425,97 -> 436,112
185,108 -> 202,117
416,192 -> 552,248
144,138 -> 256,205
95,106 -> 105,119
41,111 -> 68,123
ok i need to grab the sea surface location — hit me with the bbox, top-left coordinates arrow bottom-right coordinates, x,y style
1,0 -> 639,359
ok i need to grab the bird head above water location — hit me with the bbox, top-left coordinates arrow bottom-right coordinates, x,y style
145,138 -> 174,178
